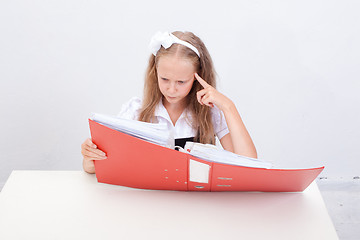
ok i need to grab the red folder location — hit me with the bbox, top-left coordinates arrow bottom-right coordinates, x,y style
89,119 -> 324,192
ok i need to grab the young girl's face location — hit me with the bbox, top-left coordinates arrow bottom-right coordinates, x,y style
156,56 -> 196,107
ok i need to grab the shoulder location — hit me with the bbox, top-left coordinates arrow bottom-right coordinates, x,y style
117,97 -> 143,120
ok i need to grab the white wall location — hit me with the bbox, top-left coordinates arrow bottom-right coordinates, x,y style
1,0 -> 359,190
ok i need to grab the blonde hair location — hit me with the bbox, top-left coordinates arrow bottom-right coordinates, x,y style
139,31 -> 217,144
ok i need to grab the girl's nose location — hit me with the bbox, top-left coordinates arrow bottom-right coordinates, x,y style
168,82 -> 177,94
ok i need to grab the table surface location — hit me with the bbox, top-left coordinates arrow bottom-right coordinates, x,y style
0,171 -> 338,240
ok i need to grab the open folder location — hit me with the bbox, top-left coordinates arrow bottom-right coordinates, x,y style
89,119 -> 324,192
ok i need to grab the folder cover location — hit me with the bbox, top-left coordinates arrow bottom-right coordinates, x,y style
89,119 -> 324,192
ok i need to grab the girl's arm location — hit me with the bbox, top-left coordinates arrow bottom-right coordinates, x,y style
219,103 -> 257,158
195,73 -> 257,158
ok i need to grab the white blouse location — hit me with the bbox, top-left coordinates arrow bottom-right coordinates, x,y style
117,97 -> 229,140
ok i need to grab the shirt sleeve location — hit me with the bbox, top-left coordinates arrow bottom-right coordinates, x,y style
117,97 -> 142,120
211,106 -> 229,140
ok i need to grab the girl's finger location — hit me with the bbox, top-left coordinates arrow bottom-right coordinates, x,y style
84,152 -> 107,160
201,94 -> 214,108
84,141 -> 105,155
197,88 -> 207,96
85,138 -> 97,148
84,150 -> 106,159
84,156 -> 104,162
93,149 -> 106,157
85,145 -> 106,157
197,89 -> 208,104
195,73 -> 210,88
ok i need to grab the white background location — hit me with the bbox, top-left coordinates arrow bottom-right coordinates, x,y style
0,0 -> 359,189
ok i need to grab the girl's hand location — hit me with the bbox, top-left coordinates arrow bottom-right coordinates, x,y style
195,73 -> 233,111
81,138 -> 107,174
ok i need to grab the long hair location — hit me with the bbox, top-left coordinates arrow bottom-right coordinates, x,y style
138,31 -> 217,144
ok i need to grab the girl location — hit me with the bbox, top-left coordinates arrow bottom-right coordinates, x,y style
81,31 -> 257,174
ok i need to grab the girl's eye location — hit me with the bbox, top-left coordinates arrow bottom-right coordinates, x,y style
178,81 -> 185,84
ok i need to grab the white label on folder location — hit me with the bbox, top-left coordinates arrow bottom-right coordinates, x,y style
189,159 -> 210,184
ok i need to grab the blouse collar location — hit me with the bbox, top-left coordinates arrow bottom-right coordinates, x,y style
154,98 -> 192,124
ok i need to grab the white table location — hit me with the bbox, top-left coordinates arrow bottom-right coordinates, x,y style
0,171 -> 338,240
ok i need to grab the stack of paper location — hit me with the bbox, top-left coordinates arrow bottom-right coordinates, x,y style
91,113 -> 271,169
184,142 -> 272,169
91,113 -> 174,148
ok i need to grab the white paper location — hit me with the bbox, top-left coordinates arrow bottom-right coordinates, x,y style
91,113 -> 173,148
185,142 -> 272,169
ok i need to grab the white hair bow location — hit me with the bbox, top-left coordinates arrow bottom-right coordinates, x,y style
148,31 -> 200,57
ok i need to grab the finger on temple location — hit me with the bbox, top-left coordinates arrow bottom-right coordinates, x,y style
195,73 -> 209,88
